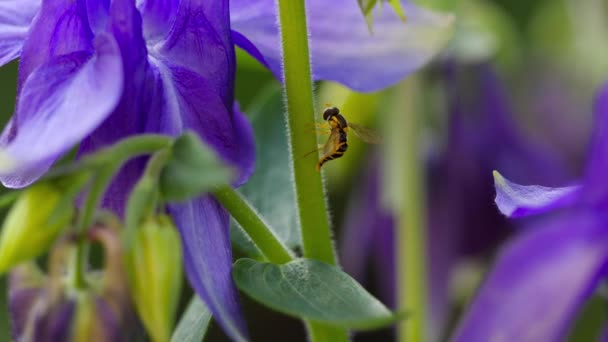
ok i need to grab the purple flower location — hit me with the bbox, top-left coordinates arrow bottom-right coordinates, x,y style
0,0 -> 453,340
230,0 -> 454,92
340,63 -> 570,339
453,83 -> 608,341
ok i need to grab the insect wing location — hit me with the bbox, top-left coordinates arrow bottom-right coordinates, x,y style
322,128 -> 342,155
348,122 -> 382,144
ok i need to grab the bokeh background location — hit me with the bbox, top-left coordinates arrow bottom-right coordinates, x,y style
1,0 -> 607,340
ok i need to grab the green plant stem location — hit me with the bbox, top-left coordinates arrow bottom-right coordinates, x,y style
276,0 -> 336,266
389,81 -> 428,342
69,135 -> 173,289
214,186 -> 294,264
125,148 -> 171,237
276,0 -> 347,340
46,134 -> 173,179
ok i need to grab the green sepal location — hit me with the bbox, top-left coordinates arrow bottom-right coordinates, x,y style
160,132 -> 233,202
0,182 -> 74,274
233,258 -> 405,330
126,215 -> 183,342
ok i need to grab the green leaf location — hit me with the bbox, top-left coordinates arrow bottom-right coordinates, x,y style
171,296 -> 213,342
160,132 -> 233,202
238,86 -> 300,249
233,258 -> 403,329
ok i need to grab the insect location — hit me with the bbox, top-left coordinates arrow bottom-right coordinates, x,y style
315,106 -> 381,171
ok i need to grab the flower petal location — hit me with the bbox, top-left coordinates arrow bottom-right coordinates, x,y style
582,82 -> 608,203
19,0 -> 94,88
0,0 -> 40,67
159,0 -> 235,107
230,0 -> 454,92
493,171 -> 580,218
86,0 -> 109,34
138,0 -> 179,41
78,0 -> 157,213
169,197 -> 249,342
0,35 -> 123,188
453,211 -> 608,341
148,59 -> 255,185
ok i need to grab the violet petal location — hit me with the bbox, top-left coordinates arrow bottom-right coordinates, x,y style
159,0 -> 235,107
0,34 -> 123,188
18,0 -> 94,89
582,82 -> 608,204
86,0 -> 109,35
493,171 -> 580,218
0,0 -> 40,67
230,0 -> 454,92
169,196 -> 249,342
147,61 -> 255,185
454,211 -> 608,341
138,0 -> 179,41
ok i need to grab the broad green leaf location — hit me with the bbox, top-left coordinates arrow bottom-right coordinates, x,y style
238,85 -> 300,249
171,296 -> 213,342
233,258 -> 403,329
160,132 -> 233,202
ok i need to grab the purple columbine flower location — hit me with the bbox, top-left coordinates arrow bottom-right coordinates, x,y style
341,63 -> 570,340
0,0 -> 453,340
453,83 -> 608,341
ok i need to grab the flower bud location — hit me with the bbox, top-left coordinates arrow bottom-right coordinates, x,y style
127,215 -> 183,342
0,183 -> 74,273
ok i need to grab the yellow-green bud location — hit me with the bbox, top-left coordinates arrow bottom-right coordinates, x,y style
0,183 -> 73,273
127,215 -> 183,342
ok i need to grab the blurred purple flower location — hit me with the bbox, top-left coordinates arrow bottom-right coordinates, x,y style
230,0 -> 454,92
0,0 -> 452,340
341,63 -> 570,340
10,226 -> 137,342
454,83 -> 608,341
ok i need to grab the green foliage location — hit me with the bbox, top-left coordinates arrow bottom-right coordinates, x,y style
233,258 -> 403,329
160,132 -> 233,202
171,296 -> 213,342
238,86 -> 300,249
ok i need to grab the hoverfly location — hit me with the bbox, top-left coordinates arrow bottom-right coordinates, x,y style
315,106 -> 381,170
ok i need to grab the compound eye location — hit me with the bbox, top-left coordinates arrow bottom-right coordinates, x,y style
323,107 -> 339,120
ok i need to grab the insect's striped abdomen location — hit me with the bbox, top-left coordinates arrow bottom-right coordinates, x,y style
316,130 -> 348,170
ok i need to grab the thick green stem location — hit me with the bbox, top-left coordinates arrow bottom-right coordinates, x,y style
385,81 -> 428,342
214,186 -> 294,264
276,0 -> 336,265
275,0 -> 347,340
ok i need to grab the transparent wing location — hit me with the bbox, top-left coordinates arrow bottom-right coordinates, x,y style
348,122 -> 382,144
322,128 -> 342,155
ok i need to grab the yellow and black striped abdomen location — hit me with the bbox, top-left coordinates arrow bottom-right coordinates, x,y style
316,129 -> 348,170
